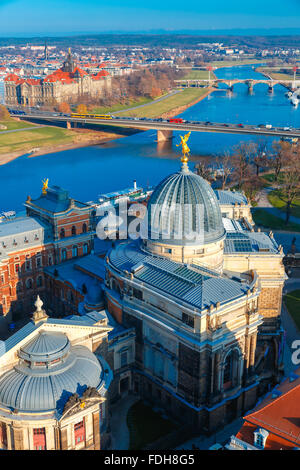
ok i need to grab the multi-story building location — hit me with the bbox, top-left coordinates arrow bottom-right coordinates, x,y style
0,184 -> 96,321
104,157 -> 286,432
0,297 -> 113,450
4,49 -> 111,107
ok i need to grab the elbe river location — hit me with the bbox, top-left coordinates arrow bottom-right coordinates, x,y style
0,64 -> 299,211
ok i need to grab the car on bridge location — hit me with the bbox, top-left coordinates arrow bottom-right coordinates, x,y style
237,123 -> 244,128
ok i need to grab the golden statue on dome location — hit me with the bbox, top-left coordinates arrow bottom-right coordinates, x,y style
176,131 -> 191,164
42,178 -> 49,195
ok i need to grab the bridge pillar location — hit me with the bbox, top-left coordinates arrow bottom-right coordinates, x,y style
247,81 -> 254,94
268,84 -> 274,94
66,121 -> 72,130
157,129 -> 173,142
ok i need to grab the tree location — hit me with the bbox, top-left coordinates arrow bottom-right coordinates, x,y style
253,138 -> 269,176
194,161 -> 211,180
76,104 -> 88,114
269,140 -> 291,182
58,102 -> 71,114
279,148 -> 300,224
231,142 -> 255,189
0,105 -> 10,120
242,175 -> 264,205
215,151 -> 232,190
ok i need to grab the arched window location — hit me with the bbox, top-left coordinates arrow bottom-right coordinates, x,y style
61,249 -> 67,261
60,228 -> 65,239
82,223 -> 87,233
37,276 -> 43,287
223,349 -> 240,391
16,282 -> 22,293
72,245 -> 78,258
83,243 -> 88,255
223,353 -> 233,389
71,226 -> 76,236
26,278 -> 33,290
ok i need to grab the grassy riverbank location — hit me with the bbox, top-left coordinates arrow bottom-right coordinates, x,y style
0,123 -> 124,164
91,96 -> 154,115
209,59 -> 263,68
182,70 -> 210,80
117,88 -> 210,118
0,119 -> 37,132
256,66 -> 295,80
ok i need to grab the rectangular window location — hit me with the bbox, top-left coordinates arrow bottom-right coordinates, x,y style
36,257 -> 42,268
33,428 -> 46,450
74,420 -> 85,444
15,264 -> 20,273
133,288 -> 143,300
0,423 -> 7,447
25,260 -> 31,271
182,312 -> 194,328
120,351 -> 128,368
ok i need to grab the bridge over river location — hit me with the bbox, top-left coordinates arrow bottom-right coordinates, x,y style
175,78 -> 300,92
18,112 -> 300,142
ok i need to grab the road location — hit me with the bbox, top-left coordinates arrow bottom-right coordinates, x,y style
17,113 -> 300,138
0,126 -> 42,135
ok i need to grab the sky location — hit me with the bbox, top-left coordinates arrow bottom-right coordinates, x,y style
0,0 -> 300,36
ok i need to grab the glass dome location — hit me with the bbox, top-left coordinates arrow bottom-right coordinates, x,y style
147,165 -> 225,246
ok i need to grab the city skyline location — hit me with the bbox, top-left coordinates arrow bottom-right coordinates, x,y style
1,0 -> 300,36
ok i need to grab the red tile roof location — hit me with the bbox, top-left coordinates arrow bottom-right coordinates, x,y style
237,370 -> 300,450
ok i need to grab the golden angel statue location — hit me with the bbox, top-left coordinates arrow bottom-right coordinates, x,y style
42,178 -> 49,195
176,131 -> 191,163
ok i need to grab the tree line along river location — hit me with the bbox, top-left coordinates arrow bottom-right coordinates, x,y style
0,64 -> 299,212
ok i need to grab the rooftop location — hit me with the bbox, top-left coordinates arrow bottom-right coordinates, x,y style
109,240 -> 252,310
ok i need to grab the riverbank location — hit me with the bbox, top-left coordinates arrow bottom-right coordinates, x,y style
160,87 -> 213,120
0,86 -> 214,165
0,127 -> 130,165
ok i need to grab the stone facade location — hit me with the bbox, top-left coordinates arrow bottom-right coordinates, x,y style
4,50 -> 111,107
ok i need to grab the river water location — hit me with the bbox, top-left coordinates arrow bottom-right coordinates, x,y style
0,64 -> 299,211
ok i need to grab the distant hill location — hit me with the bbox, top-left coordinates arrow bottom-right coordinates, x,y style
1,32 -> 300,48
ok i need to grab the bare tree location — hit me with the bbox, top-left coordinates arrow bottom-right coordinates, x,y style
231,142 -> 255,189
279,148 -> 300,224
269,140 -> 291,182
253,138 -> 269,176
215,151 -> 232,190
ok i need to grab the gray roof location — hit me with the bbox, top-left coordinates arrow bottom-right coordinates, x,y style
109,241 -> 250,310
0,331 -> 103,413
147,166 -> 225,245
45,255 -> 105,299
215,190 -> 248,206
0,217 -> 52,257
26,186 -> 88,214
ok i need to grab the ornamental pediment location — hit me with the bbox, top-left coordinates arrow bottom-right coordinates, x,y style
61,387 -> 103,419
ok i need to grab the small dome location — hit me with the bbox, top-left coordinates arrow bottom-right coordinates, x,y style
19,331 -> 69,363
147,166 -> 225,245
0,331 -> 103,413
